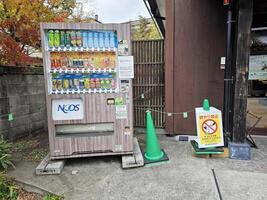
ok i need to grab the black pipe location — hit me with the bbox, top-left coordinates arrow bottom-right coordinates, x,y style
223,7 -> 236,142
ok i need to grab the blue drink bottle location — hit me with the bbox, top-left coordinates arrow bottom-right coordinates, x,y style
109,32 -> 115,48
93,32 -> 99,48
88,32 -> 93,48
99,32 -> 104,48
82,31 -> 88,47
104,32 -> 110,48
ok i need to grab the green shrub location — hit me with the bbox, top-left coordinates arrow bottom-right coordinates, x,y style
0,135 -> 14,170
0,172 -> 18,200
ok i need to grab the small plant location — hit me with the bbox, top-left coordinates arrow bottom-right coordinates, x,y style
0,135 -> 14,170
43,194 -> 64,200
0,172 -> 18,200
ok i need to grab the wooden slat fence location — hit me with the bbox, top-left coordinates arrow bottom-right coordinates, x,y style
132,39 -> 165,128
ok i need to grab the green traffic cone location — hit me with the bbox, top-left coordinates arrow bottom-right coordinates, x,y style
203,99 -> 210,111
144,110 -> 164,161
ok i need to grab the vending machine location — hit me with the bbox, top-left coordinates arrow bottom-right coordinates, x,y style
40,23 -> 133,159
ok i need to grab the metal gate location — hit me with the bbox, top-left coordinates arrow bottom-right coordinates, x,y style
132,39 -> 165,128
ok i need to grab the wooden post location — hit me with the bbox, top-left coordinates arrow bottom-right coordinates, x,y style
165,0 -> 175,134
232,0 -> 253,143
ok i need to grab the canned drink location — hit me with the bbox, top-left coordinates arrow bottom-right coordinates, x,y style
82,31 -> 88,47
54,30 -> 60,47
48,30 -> 54,47
70,31 -> 76,46
76,31 -> 82,47
65,31 -> 71,47
60,30 -> 65,47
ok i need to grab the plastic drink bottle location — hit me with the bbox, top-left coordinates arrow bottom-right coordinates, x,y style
88,32 -> 93,48
79,75 -> 85,89
76,31 -> 82,47
73,75 -> 79,90
90,78 -> 95,88
93,32 -> 99,48
60,30 -> 65,47
52,78 -> 57,91
106,79 -> 111,88
111,79 -> 116,88
71,31 -> 76,46
104,32 -> 110,48
48,30 -> 54,47
82,31 -> 88,47
65,31 -> 71,47
54,30 -> 60,47
100,79 -> 105,88
57,76 -> 63,91
99,32 -> 104,48
109,32 -> 115,48
84,76 -> 90,89
95,78 -> 100,88
63,77 -> 69,90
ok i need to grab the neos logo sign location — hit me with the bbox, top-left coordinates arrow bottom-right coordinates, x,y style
57,104 -> 80,114
52,99 -> 84,120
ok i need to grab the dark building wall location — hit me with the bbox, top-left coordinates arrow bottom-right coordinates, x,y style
165,0 -> 227,134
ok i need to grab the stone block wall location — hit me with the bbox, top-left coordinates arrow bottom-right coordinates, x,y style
0,66 -> 47,141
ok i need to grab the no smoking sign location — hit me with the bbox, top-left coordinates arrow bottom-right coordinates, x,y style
202,119 -> 217,134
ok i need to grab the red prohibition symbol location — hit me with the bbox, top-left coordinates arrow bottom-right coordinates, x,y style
202,119 -> 217,134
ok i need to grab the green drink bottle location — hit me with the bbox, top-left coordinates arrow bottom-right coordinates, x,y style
60,30 -> 65,47
54,30 -> 60,47
48,30 -> 54,47
65,31 -> 71,47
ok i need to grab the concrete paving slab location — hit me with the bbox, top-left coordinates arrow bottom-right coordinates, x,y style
215,169 -> 267,200
7,134 -> 267,200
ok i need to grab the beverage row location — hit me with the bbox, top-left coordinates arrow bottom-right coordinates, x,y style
50,56 -> 115,69
52,73 -> 116,91
47,30 -> 117,48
